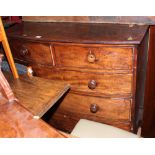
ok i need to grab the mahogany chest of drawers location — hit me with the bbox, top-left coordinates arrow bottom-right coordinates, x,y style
6,22 -> 149,133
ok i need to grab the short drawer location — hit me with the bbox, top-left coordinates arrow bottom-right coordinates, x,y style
32,65 -> 132,96
9,39 -> 53,65
53,44 -> 133,70
47,93 -> 132,132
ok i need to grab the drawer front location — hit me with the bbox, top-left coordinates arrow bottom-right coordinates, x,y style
32,65 -> 132,96
54,44 -> 133,70
62,71 -> 132,96
57,93 -> 131,120
9,39 -> 53,65
47,93 -> 132,132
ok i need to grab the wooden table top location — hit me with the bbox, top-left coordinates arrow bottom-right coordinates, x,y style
0,101 -> 67,138
4,72 -> 70,118
0,72 -> 71,138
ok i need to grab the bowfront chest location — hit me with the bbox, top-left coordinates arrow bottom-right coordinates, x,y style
6,22 -> 149,133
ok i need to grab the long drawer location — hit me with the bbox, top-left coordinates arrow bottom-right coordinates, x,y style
47,93 -> 132,132
32,65 -> 133,97
53,44 -> 133,70
9,39 -> 53,65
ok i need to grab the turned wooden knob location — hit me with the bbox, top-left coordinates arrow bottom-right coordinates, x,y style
27,66 -> 33,77
20,47 -> 28,56
88,80 -> 97,89
87,53 -> 96,63
90,104 -> 99,113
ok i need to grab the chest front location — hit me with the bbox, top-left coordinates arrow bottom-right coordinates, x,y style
7,22 -> 149,133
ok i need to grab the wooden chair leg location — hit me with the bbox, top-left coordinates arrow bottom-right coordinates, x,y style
0,17 -> 19,79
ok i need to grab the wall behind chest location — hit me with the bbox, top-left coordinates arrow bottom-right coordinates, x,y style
22,16 -> 155,24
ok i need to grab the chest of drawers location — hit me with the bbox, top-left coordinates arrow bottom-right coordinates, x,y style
6,22 -> 149,133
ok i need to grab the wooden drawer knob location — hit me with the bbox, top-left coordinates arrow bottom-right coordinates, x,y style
27,66 -> 33,77
87,53 -> 96,63
20,47 -> 28,56
90,104 -> 99,113
88,80 -> 97,89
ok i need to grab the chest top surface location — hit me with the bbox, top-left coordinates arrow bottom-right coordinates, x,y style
7,22 -> 148,45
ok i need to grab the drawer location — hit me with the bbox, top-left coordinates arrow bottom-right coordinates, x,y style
9,39 -> 53,65
58,93 -> 131,120
47,93 -> 132,132
32,65 -> 132,96
63,71 -> 132,96
53,44 -> 133,70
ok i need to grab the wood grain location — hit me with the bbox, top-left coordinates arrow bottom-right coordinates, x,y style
0,68 -> 68,137
52,93 -> 131,120
32,66 -> 133,97
54,44 -> 133,70
9,39 -> 53,66
0,101 -> 66,138
4,72 -> 70,117
45,92 -> 131,132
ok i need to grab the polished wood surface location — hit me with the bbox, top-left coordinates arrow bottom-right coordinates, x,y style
0,60 -> 67,137
9,39 -> 53,66
34,69 -> 132,96
54,93 -> 131,120
4,72 -> 70,118
46,92 -> 132,132
7,22 -> 148,44
30,65 -> 133,98
53,44 -> 133,70
7,22 -> 149,133
0,101 -> 66,138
